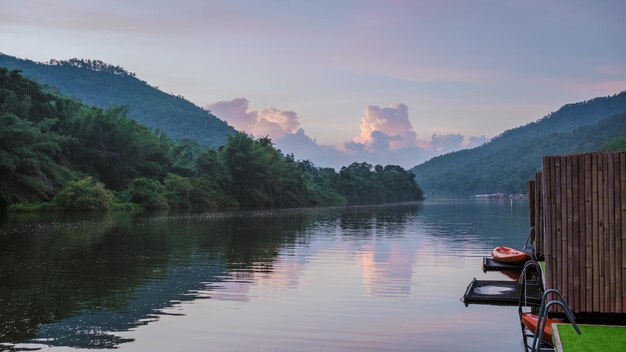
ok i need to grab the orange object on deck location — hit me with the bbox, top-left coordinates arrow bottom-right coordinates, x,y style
521,313 -> 561,345
491,246 -> 530,264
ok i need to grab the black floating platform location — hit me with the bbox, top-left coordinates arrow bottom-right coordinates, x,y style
482,256 -> 526,272
462,278 -> 542,306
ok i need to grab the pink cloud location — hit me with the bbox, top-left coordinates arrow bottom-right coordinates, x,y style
206,98 -> 299,140
207,98 -> 486,169
206,97 -> 256,131
255,107 -> 300,140
355,103 -> 418,150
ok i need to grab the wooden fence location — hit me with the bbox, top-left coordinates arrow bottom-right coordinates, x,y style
531,152 -> 626,314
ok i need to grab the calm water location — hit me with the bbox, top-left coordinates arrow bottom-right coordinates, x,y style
0,200 -> 530,351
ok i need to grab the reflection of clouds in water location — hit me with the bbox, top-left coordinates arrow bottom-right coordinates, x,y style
210,258 -> 305,303
474,286 -> 515,295
358,242 -> 416,298
211,205 -> 422,303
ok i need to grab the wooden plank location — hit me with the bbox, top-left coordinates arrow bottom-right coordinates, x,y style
534,175 -> 539,255
578,155 -> 584,311
547,156 -> 556,291
543,159 -> 553,289
556,156 -> 563,296
604,153 -> 609,312
543,159 -> 551,288
578,154 -> 586,312
572,154 -> 580,312
537,172 -> 543,257
585,154 -> 593,312
554,155 -> 560,297
601,153 -> 608,312
608,153 -> 615,312
592,153 -> 600,312
552,323 -> 564,352
620,152 -> 626,311
562,155 -> 569,305
614,153 -> 622,313
566,155 -> 574,310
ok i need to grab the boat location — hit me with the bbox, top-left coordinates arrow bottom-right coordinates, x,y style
491,246 -> 530,264
521,313 -> 561,345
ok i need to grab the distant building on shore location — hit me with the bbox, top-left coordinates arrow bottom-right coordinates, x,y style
472,193 -> 527,199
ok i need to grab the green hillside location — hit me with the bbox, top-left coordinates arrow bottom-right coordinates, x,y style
412,92 -> 626,196
0,68 -> 423,210
0,53 -> 235,148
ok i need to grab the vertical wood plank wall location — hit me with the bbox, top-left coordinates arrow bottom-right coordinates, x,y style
533,152 -> 626,314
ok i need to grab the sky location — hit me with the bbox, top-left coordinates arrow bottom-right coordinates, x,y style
1,0 -> 625,168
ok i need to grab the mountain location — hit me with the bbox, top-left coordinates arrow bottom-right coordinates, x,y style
0,53 -> 235,148
411,92 -> 626,197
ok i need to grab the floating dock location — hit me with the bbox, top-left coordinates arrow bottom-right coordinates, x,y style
462,278 -> 542,306
482,256 -> 526,271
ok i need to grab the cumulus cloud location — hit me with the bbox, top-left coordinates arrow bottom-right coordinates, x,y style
355,103 -> 418,150
428,133 -> 490,155
206,98 -> 488,169
279,127 -> 427,170
206,98 -> 299,140
207,98 -> 256,131
467,135 -> 488,148
370,131 -> 402,152
323,103 -> 426,168
276,129 -> 350,168
430,133 -> 464,153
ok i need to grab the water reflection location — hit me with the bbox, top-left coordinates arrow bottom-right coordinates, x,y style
0,200 -> 529,351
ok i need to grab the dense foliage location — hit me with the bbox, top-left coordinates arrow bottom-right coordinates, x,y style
412,92 -> 626,196
602,137 -> 626,152
0,68 -> 423,210
0,53 -> 236,148
336,163 -> 424,203
54,177 -> 113,211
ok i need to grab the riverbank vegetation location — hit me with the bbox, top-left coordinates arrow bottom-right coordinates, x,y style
0,68 -> 423,211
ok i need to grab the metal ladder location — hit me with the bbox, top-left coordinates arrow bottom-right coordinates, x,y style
518,260 -> 544,351
518,260 -> 543,314
530,289 -> 582,352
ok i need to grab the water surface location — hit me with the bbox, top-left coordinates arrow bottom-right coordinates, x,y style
0,200 -> 530,351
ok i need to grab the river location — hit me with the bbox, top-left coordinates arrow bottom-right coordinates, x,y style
0,200 -> 530,351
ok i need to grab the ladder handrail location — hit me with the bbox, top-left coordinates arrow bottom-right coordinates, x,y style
535,289 -> 565,320
531,295 -> 582,352
530,290 -> 565,351
518,260 -> 543,352
518,260 -> 543,314
523,227 -> 535,254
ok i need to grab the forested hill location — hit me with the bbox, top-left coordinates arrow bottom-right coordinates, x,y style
0,53 -> 235,148
0,68 -> 423,210
411,91 -> 626,197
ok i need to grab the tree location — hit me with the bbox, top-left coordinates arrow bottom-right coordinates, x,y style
0,113 -> 72,207
54,177 -> 113,211
124,178 -> 168,209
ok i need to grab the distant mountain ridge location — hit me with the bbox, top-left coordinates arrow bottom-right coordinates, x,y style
411,91 -> 626,197
0,53 -> 235,148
